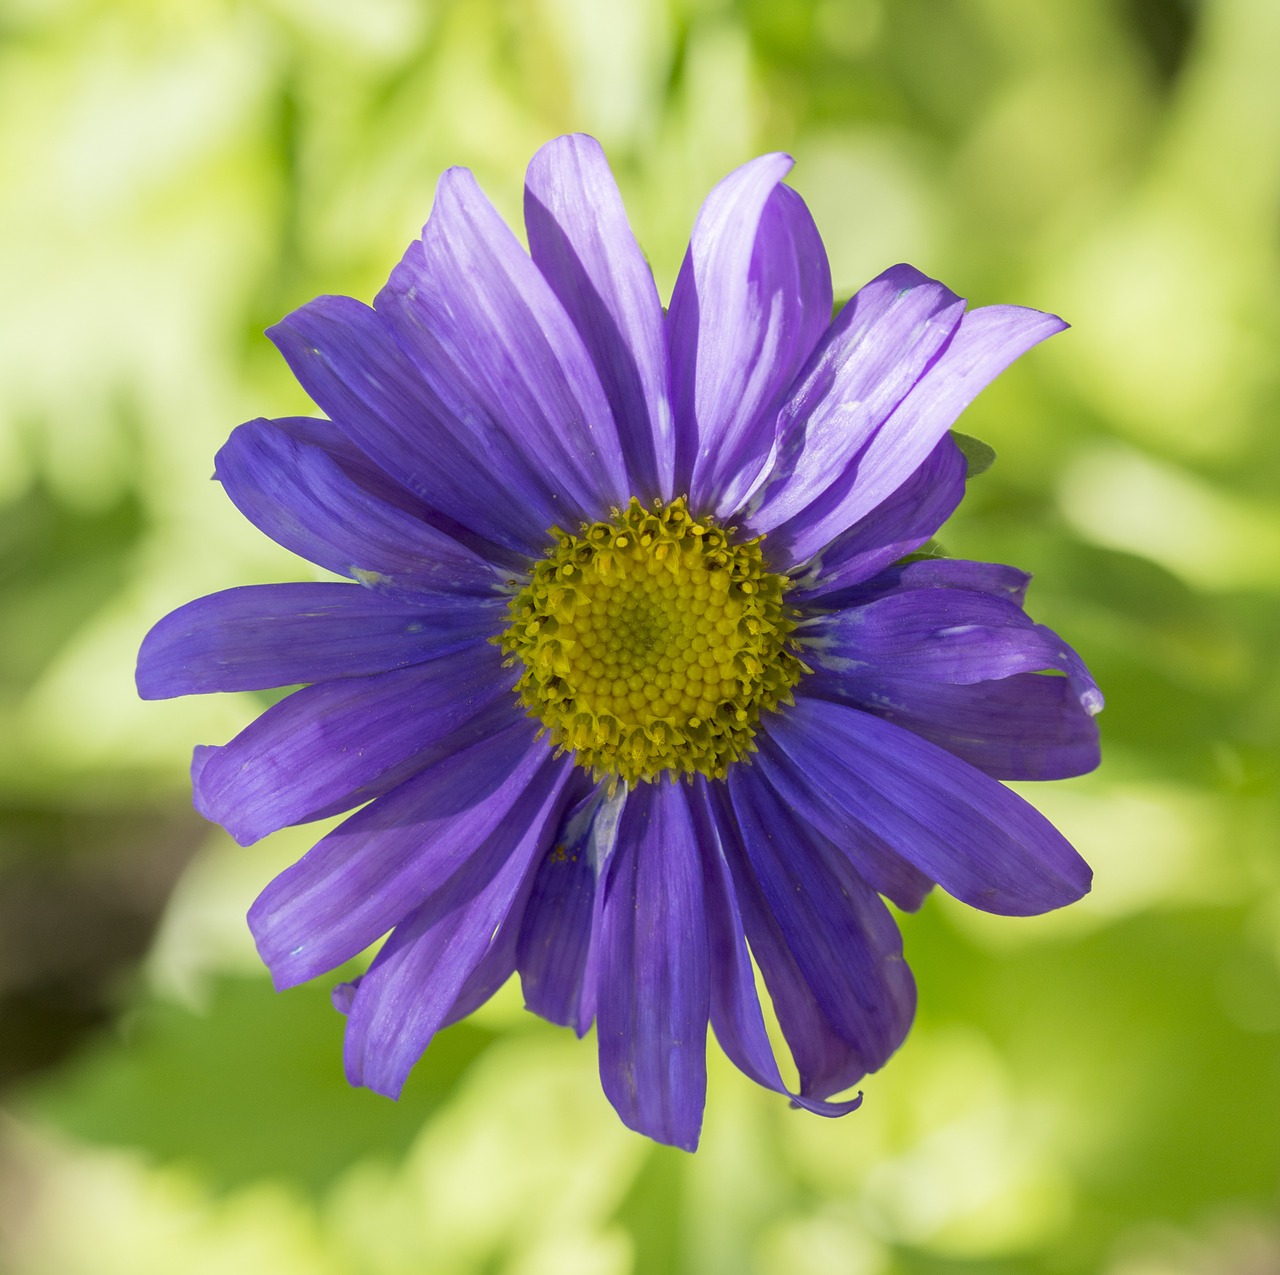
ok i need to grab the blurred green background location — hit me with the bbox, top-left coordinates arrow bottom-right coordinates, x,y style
2,0 -> 1278,1271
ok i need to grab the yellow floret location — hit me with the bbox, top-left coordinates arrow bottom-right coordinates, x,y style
497,497 -> 805,784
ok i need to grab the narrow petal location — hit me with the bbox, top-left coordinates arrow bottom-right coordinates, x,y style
667,154 -> 832,512
215,416 -> 508,597
248,719 -> 555,987
763,696 -> 1093,915
744,266 -> 965,538
801,587 -> 1100,705
268,296 -> 561,556
525,134 -> 673,500
789,434 -> 966,601
749,739 -> 934,912
687,783 -> 864,1116
811,673 -> 1102,781
596,782 -> 709,1151
137,582 -> 504,698
768,303 -> 1068,566
195,644 -> 513,846
342,748 -> 573,1098
725,768 -> 915,1083
516,782 -> 622,1034
376,166 -> 628,518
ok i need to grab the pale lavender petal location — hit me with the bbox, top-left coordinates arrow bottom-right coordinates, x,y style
667,155 -> 832,513
516,783 -> 621,1035
769,304 -> 1068,565
248,719 -> 557,988
763,696 -> 1093,915
687,783 -> 864,1116
268,296 -> 560,556
137,582 -> 504,698
812,673 -> 1102,781
215,416 -> 508,597
525,134 -> 673,500
195,643 -> 514,846
789,435 -> 966,600
744,266 -> 965,538
376,166 -> 628,518
596,782 -> 709,1151
342,749 -> 573,1098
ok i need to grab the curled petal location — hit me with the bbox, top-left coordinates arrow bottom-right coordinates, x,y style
525,134 -> 673,501
668,154 -> 832,513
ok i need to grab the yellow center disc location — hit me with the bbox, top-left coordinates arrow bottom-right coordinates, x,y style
498,497 -> 806,784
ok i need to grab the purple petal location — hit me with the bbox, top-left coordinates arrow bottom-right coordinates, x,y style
268,296 -> 561,557
766,303 -> 1068,566
137,582 -> 505,698
789,434 -> 966,601
667,155 -> 832,513
810,672 -> 1102,781
724,767 -> 915,1084
516,783 -> 622,1035
763,695 -> 1093,915
248,719 -> 557,988
749,738 -> 934,912
341,747 -> 573,1098
596,782 -> 709,1151
744,266 -> 965,541
525,134 -> 673,501
801,587 -> 1101,705
215,417 -> 508,598
376,166 -> 628,520
686,782 -> 865,1116
195,643 -> 514,846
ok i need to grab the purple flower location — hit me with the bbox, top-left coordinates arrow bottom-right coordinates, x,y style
137,134 -> 1102,1151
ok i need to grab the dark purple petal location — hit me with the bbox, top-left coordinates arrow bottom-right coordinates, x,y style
687,783 -> 865,1116
525,134 -> 673,501
268,296 -> 560,557
801,587 -> 1102,708
749,738 -> 934,912
767,303 -> 1068,566
248,718 -> 556,988
341,748 -> 573,1098
763,695 -> 1092,915
195,643 -> 514,846
376,166 -> 628,520
137,582 -> 505,698
725,767 -> 915,1084
215,417 -> 508,597
667,154 -> 832,514
789,435 -> 966,601
516,783 -> 621,1035
810,672 -> 1102,781
596,782 -> 709,1151
744,266 -> 965,539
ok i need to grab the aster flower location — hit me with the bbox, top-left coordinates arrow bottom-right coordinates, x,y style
137,134 -> 1102,1151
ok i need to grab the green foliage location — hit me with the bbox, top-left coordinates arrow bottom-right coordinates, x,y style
2,0 -> 1279,1271
19,975 -> 498,1198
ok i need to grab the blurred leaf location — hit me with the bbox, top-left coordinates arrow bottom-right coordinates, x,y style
951,430 -> 997,478
16,974 -> 498,1197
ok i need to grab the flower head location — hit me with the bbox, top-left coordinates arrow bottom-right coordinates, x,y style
138,134 -> 1102,1151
